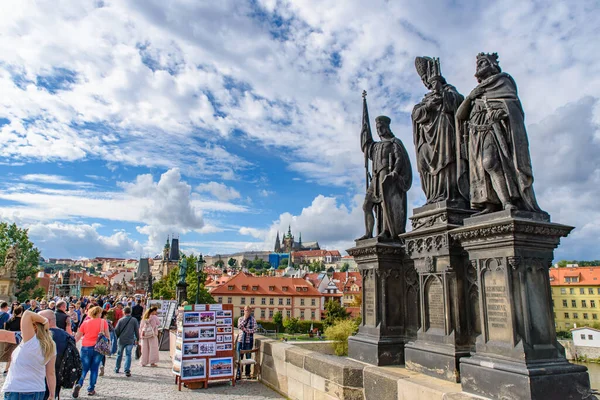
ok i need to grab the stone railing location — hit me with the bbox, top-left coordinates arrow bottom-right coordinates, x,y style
256,336 -> 477,400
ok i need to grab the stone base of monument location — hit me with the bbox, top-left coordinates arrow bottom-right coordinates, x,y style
348,333 -> 405,366
450,209 -> 593,399
460,356 -> 591,400
176,283 -> 187,305
401,201 -> 477,382
405,341 -> 470,382
347,237 -> 419,366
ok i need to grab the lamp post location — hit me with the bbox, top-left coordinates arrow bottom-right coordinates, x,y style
196,254 -> 205,304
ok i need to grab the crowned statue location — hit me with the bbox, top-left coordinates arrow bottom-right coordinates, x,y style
456,52 -> 543,215
412,57 -> 465,205
358,91 -> 412,240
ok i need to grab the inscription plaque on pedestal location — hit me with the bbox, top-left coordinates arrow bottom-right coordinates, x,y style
364,273 -> 376,326
426,278 -> 445,330
483,266 -> 510,342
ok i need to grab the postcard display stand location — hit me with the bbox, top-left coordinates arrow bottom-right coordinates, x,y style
173,303 -> 235,390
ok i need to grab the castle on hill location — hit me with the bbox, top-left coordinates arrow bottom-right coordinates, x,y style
274,226 -> 320,253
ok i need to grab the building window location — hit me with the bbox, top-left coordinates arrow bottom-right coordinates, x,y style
598,288 -> 600,295
269,298 -> 274,305
594,314 -> 598,320
240,308 -> 244,317
574,313 -> 579,319
286,298 -> 291,305
582,334 -> 586,340
261,298 -> 266,305
269,286 -> 275,291
286,310 -> 291,318
565,313 -> 570,318
228,297 -> 232,304
563,300 -> 568,307
252,286 -> 258,291
261,309 -> 265,319
242,285 -> 248,291
566,323 -> 571,328
590,335 -> 594,340
570,288 -> 575,294
561,288 -> 566,294
311,299 -> 316,306
269,309 -> 274,318
241,297 -> 246,305
228,285 -> 234,290
300,310 -> 304,320
278,298 -> 283,305
590,288 -> 595,295
572,300 -> 577,307
311,310 -> 315,320
584,313 -> 589,319
282,286 -> 288,292
300,299 -> 305,306
580,288 -> 585,295
217,297 -> 222,303
583,300 -> 588,308
250,297 -> 255,305
592,300 -> 597,308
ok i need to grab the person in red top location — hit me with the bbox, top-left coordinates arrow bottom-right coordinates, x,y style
73,306 -> 110,397
113,303 -> 124,324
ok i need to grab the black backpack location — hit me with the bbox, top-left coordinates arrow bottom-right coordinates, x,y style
58,335 -> 82,389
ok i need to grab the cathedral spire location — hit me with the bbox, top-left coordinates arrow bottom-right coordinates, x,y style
274,231 -> 281,253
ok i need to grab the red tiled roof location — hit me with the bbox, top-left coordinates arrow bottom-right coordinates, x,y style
211,272 -> 321,296
549,267 -> 600,286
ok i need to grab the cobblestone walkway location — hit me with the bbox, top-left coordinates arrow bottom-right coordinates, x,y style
0,351 -> 284,400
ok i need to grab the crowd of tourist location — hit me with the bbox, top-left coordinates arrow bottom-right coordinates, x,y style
0,294 -> 154,398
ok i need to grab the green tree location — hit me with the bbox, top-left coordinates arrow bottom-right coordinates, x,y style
340,263 -> 350,272
241,258 -> 249,269
273,311 -> 283,332
327,266 -> 335,274
309,260 -> 325,273
280,258 -> 289,267
283,317 -> 300,334
0,222 -> 42,302
557,260 -> 568,267
324,319 -> 359,356
228,258 -> 237,268
324,299 -> 350,327
92,285 -> 108,296
151,267 -> 177,300
214,256 -> 225,268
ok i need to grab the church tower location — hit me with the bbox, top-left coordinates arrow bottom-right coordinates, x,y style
282,225 -> 294,253
274,231 -> 281,253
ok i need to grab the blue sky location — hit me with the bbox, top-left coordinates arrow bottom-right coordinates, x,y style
0,0 -> 599,260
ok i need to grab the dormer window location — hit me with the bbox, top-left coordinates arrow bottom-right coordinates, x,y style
269,286 -> 275,291
252,286 -> 258,291
282,286 -> 288,292
228,285 -> 234,290
242,285 -> 248,290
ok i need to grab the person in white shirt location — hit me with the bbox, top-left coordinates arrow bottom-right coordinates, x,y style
0,310 -> 57,400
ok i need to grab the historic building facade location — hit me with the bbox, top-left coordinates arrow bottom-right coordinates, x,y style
550,266 -> 600,331
274,226 -> 320,253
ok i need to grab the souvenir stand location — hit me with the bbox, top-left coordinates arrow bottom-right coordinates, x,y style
146,299 -> 178,351
172,303 -> 235,390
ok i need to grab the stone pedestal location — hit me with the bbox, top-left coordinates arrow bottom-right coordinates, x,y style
347,238 -> 419,366
0,276 -> 18,303
401,201 -> 477,382
451,210 -> 593,400
176,282 -> 187,306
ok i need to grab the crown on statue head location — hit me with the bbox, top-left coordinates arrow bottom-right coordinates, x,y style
415,56 -> 443,84
477,52 -> 500,67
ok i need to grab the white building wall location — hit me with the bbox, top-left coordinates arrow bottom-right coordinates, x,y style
572,328 -> 600,347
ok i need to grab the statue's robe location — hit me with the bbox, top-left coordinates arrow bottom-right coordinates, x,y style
412,84 -> 464,204
457,72 -> 541,212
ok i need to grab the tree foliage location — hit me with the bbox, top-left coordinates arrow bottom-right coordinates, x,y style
0,222 -> 41,302
324,299 -> 350,327
228,258 -> 237,268
324,319 -> 359,356
151,254 -> 214,304
557,260 -> 600,267
92,285 -> 108,296
273,311 -> 283,332
308,260 -> 325,273
340,263 -> 350,272
283,317 -> 300,334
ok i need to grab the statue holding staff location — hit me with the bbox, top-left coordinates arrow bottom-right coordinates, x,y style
358,91 -> 412,240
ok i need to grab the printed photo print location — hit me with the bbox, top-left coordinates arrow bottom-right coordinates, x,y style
182,359 -> 206,380
183,312 -> 200,325
209,357 -> 233,378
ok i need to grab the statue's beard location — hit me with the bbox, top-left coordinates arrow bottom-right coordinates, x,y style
475,65 -> 495,83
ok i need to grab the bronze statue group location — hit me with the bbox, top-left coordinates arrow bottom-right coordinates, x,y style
359,52 -> 544,240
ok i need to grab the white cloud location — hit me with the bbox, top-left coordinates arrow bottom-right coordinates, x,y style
21,174 -> 95,187
196,181 -> 241,201
239,227 -> 266,239
27,222 -> 143,259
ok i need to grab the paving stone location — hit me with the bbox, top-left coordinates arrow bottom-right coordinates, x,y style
0,350 -> 283,400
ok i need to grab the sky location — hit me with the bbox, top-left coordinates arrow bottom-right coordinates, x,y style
0,0 -> 599,261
